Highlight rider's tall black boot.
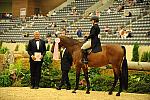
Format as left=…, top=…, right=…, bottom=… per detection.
left=81, top=49, right=88, bottom=64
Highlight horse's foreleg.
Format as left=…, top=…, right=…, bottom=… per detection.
left=84, top=71, right=90, bottom=94
left=83, top=65, right=90, bottom=94
left=72, top=67, right=81, bottom=93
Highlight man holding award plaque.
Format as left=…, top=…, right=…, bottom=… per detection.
left=27, top=31, right=46, bottom=89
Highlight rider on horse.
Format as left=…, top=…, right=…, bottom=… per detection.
left=81, top=16, right=102, bottom=64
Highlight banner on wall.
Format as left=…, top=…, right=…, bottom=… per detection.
left=20, top=8, right=26, bottom=17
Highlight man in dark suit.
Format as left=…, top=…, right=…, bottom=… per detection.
left=27, top=31, right=46, bottom=89
left=56, top=48, right=73, bottom=90
left=51, top=31, right=73, bottom=90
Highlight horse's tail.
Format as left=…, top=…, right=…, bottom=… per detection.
left=121, top=46, right=128, bottom=90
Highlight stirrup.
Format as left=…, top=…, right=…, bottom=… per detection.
left=81, top=59, right=88, bottom=64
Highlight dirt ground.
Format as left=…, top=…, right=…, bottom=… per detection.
left=0, top=87, right=150, bottom=100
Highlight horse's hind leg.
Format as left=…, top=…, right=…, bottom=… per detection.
left=116, top=72, right=122, bottom=96
left=108, top=66, right=120, bottom=95
left=72, top=66, right=81, bottom=93
left=82, top=65, right=90, bottom=94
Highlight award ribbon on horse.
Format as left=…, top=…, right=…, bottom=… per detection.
left=53, top=38, right=60, bottom=60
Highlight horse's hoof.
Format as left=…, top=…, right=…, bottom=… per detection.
left=86, top=91, right=90, bottom=94
left=72, top=90, right=76, bottom=93
left=116, top=93, right=120, bottom=96
left=108, top=92, right=113, bottom=95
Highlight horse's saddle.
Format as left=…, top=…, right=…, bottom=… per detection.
left=86, top=46, right=102, bottom=55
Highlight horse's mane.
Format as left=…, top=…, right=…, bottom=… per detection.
left=59, top=36, right=83, bottom=46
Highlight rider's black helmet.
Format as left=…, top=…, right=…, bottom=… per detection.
left=90, top=16, right=99, bottom=22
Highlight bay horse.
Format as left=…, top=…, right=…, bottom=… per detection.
left=52, top=36, right=128, bottom=96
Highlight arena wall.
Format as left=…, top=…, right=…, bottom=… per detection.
left=1, top=43, right=150, bottom=72
left=0, top=0, right=12, bottom=13
left=2, top=43, right=150, bottom=61
left=12, top=0, right=66, bottom=17
left=12, top=0, right=28, bottom=17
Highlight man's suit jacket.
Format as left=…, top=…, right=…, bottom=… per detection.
left=60, top=49, right=72, bottom=71
left=51, top=42, right=73, bottom=70
left=27, top=39, right=46, bottom=62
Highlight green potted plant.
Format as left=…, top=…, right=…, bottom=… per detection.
left=131, top=43, right=139, bottom=62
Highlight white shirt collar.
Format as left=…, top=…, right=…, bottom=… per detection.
left=36, top=41, right=40, bottom=50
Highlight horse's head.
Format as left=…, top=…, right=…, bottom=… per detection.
left=57, top=36, right=80, bottom=48
left=59, top=36, right=72, bottom=47
left=51, top=36, right=73, bottom=53
left=51, top=36, right=81, bottom=53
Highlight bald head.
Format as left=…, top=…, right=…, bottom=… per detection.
left=34, top=31, right=40, bottom=40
